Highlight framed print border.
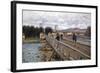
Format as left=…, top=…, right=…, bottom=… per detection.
left=11, top=1, right=98, bottom=72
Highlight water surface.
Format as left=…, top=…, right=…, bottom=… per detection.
left=22, top=43, right=42, bottom=63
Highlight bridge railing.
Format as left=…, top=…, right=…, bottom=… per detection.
left=45, top=35, right=90, bottom=60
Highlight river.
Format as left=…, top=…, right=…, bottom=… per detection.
left=22, top=43, right=42, bottom=63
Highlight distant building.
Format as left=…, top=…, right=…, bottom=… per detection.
left=52, top=32, right=57, bottom=38
left=48, top=32, right=53, bottom=37
left=58, top=28, right=86, bottom=36
left=40, top=32, right=45, bottom=40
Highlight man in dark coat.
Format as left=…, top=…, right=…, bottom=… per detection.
left=56, top=33, right=60, bottom=41
left=72, top=33, right=77, bottom=43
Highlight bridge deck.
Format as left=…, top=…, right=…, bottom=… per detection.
left=45, top=35, right=91, bottom=60
left=62, top=37, right=91, bottom=57
left=63, top=37, right=90, bottom=46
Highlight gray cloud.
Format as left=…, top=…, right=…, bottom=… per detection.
left=23, top=10, right=91, bottom=30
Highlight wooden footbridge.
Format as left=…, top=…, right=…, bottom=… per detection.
left=45, top=35, right=91, bottom=61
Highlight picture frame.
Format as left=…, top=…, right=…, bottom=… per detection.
left=11, top=1, right=98, bottom=72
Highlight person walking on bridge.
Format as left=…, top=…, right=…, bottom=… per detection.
left=56, top=33, right=60, bottom=41
left=72, top=33, right=77, bottom=43
left=60, top=34, right=63, bottom=40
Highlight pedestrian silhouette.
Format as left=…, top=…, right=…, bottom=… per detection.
left=72, top=33, right=77, bottom=43
left=56, top=33, right=60, bottom=41
left=60, top=34, right=63, bottom=40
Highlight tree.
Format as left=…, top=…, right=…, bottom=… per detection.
left=23, top=25, right=45, bottom=38
left=45, top=27, right=53, bottom=35
left=23, top=26, right=35, bottom=38
left=39, top=27, right=44, bottom=33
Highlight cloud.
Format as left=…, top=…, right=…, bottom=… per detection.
left=23, top=10, right=91, bottom=30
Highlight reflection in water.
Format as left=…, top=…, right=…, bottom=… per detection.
left=22, top=43, right=42, bottom=63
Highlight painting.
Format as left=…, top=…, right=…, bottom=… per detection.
left=11, top=1, right=98, bottom=72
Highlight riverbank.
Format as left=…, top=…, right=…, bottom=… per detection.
left=23, top=38, right=40, bottom=43
left=22, top=38, right=61, bottom=63
left=39, top=43, right=54, bottom=61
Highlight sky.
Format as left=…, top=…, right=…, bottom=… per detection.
left=23, top=10, right=91, bottom=30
